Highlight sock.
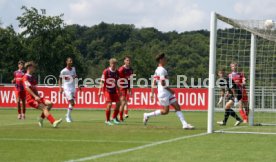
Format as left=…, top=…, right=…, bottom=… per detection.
left=112, top=110, right=119, bottom=119
left=124, top=110, right=128, bottom=115
left=17, top=102, right=21, bottom=114
left=40, top=113, right=45, bottom=119
left=245, top=108, right=249, bottom=116
left=176, top=111, right=188, bottom=126
left=67, top=104, right=73, bottom=117
left=106, top=110, right=111, bottom=121
left=223, top=109, right=230, bottom=124
left=239, top=109, right=248, bottom=121
left=119, top=111, right=124, bottom=121
left=18, top=108, right=21, bottom=114
left=22, top=107, right=26, bottom=114
left=145, top=110, right=161, bottom=118
left=47, top=114, right=55, bottom=124
left=229, top=109, right=242, bottom=121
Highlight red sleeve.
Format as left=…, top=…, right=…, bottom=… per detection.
left=22, top=76, right=27, bottom=88
left=13, top=71, right=16, bottom=79
left=101, top=69, right=108, bottom=81
left=118, top=67, right=124, bottom=78
left=241, top=72, right=245, bottom=79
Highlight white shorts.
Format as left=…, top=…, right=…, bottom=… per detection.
left=158, top=94, right=177, bottom=107
left=64, top=90, right=75, bottom=101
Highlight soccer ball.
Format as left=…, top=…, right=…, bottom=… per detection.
left=264, top=20, right=274, bottom=30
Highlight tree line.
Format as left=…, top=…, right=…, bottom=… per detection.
left=0, top=6, right=210, bottom=85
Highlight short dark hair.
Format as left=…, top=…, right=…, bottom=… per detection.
left=155, top=53, right=165, bottom=62
left=18, top=60, right=25, bottom=65
left=25, top=61, right=36, bottom=69
left=124, top=56, right=131, bottom=60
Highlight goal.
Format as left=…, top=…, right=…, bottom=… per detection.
left=208, top=12, right=276, bottom=134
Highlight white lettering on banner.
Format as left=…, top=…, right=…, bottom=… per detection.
left=177, top=92, right=205, bottom=106
left=134, top=92, right=140, bottom=105
left=0, top=91, right=16, bottom=103
left=85, top=92, right=92, bottom=104
left=0, top=87, right=208, bottom=110
left=92, top=92, right=98, bottom=104
left=50, top=91, right=68, bottom=104
left=198, top=93, right=205, bottom=106
left=178, top=93, right=184, bottom=105
left=76, top=91, right=105, bottom=105
left=190, top=93, right=196, bottom=106
left=51, top=91, right=57, bottom=103
left=128, top=92, right=157, bottom=106
left=0, top=91, right=9, bottom=103
left=141, top=93, right=148, bottom=105
left=100, top=94, right=105, bottom=104
left=78, top=91, right=84, bottom=104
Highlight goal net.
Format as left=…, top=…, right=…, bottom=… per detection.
left=208, top=12, right=276, bottom=134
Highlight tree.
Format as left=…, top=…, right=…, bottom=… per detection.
left=0, top=26, right=24, bottom=83
left=1, top=6, right=212, bottom=85
left=17, top=6, right=85, bottom=81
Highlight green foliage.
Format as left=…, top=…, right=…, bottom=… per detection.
left=64, top=23, right=209, bottom=84
left=15, top=6, right=85, bottom=80
left=0, top=6, right=210, bottom=85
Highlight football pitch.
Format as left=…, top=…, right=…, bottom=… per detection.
left=0, top=109, right=276, bottom=162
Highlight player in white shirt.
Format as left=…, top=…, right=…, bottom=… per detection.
left=143, top=53, right=194, bottom=129
left=59, top=57, right=78, bottom=123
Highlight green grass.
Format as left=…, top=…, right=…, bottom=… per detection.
left=0, top=109, right=276, bottom=162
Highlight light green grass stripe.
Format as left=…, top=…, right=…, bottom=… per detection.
left=65, top=132, right=208, bottom=162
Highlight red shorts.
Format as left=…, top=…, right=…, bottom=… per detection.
left=104, top=92, right=119, bottom=103
left=119, top=89, right=130, bottom=101
left=241, top=88, right=248, bottom=102
left=15, top=90, right=26, bottom=100
left=27, top=97, right=47, bottom=109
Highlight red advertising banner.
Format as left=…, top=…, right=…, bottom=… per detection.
left=0, top=86, right=208, bottom=110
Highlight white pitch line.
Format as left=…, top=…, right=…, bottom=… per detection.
left=0, top=138, right=151, bottom=144
left=64, top=132, right=208, bottom=162
left=215, top=131, right=276, bottom=135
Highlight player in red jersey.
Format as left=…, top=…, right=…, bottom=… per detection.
left=228, top=62, right=249, bottom=123
left=11, top=60, right=26, bottom=120
left=22, top=61, right=62, bottom=128
left=118, top=56, right=133, bottom=121
left=98, top=58, right=121, bottom=126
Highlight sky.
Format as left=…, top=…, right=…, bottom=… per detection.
left=0, top=0, right=275, bottom=32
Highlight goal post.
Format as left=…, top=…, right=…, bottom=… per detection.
left=249, top=33, right=256, bottom=126
left=207, top=11, right=217, bottom=133
left=208, top=12, right=276, bottom=134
